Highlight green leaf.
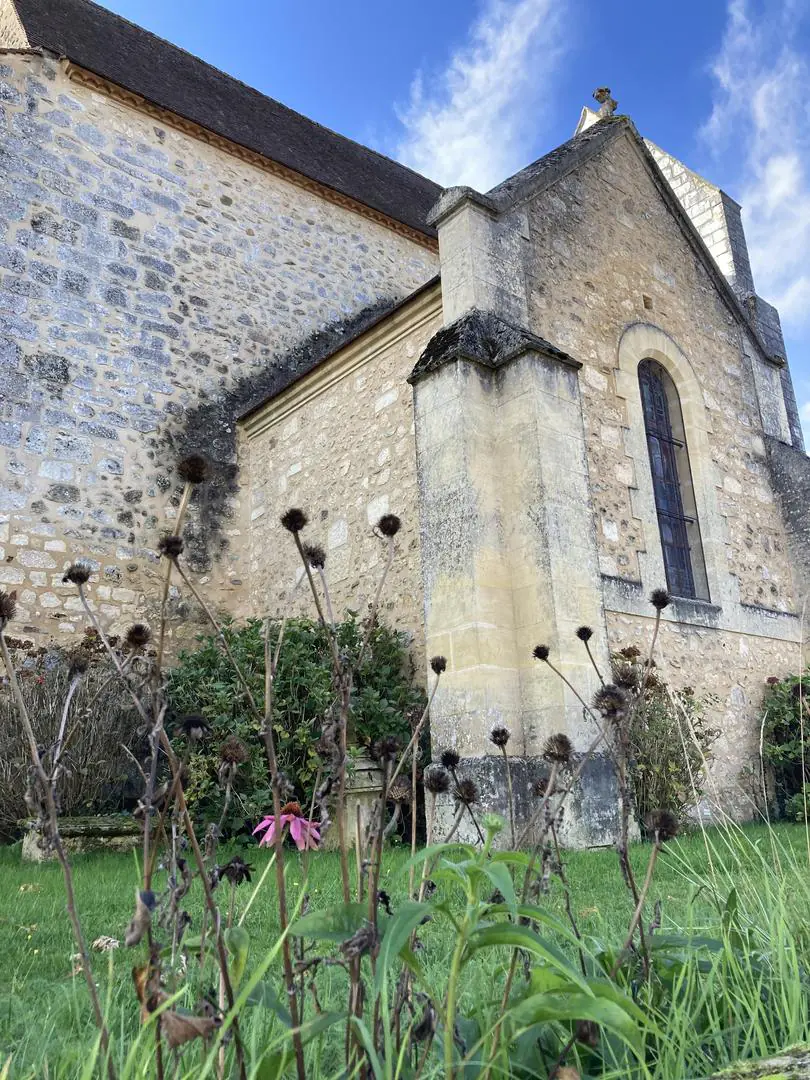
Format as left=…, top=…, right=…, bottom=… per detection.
left=255, top=1046, right=292, bottom=1080
left=392, top=842, right=473, bottom=883
left=246, top=981, right=292, bottom=1026
left=480, top=861, right=516, bottom=914
left=351, top=1018, right=384, bottom=1080
left=224, top=925, right=250, bottom=987
left=647, top=933, right=724, bottom=953
left=298, top=1011, right=345, bottom=1046
left=398, top=943, right=424, bottom=981
left=374, top=901, right=431, bottom=996
left=483, top=903, right=584, bottom=948
left=465, top=924, right=587, bottom=989
left=509, top=992, right=642, bottom=1052
left=289, top=902, right=368, bottom=942
left=528, top=967, right=571, bottom=995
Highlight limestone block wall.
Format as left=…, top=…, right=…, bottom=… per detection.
left=646, top=141, right=755, bottom=298
left=605, top=607, right=801, bottom=813
left=523, top=133, right=796, bottom=616
left=518, top=130, right=804, bottom=800
left=240, top=283, right=442, bottom=650
left=0, top=51, right=437, bottom=644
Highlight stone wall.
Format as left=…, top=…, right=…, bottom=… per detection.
left=417, top=122, right=805, bottom=835
left=240, top=283, right=442, bottom=654
left=0, top=51, right=437, bottom=645
left=518, top=131, right=805, bottom=800
left=606, top=607, right=801, bottom=811
left=523, top=132, right=797, bottom=617
left=646, top=141, right=755, bottom=298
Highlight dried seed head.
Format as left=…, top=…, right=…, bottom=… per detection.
left=575, top=625, right=594, bottom=642
left=543, top=732, right=573, bottom=765
left=280, top=507, right=308, bottom=534
left=575, top=1019, right=600, bottom=1048
left=389, top=776, right=412, bottom=804
left=125, top=623, right=152, bottom=649
left=647, top=809, right=679, bottom=842
left=371, top=735, right=402, bottom=763
left=489, top=726, right=510, bottom=749
left=440, top=748, right=460, bottom=771
left=650, top=588, right=671, bottom=611
left=533, top=644, right=550, bottom=661
left=177, top=454, right=211, bottom=484
left=454, top=778, right=479, bottom=806
left=424, top=764, right=450, bottom=795
left=0, top=590, right=17, bottom=627
left=340, top=923, right=378, bottom=960
left=612, top=661, right=638, bottom=691
left=67, top=652, right=90, bottom=679
left=62, top=562, right=92, bottom=586
left=376, top=513, right=402, bottom=538
left=303, top=544, right=326, bottom=569
left=532, top=776, right=551, bottom=798
left=220, top=856, right=254, bottom=886
left=430, top=655, right=447, bottom=675
left=179, top=713, right=209, bottom=741
left=158, top=535, right=184, bottom=559
left=593, top=683, right=629, bottom=722
left=219, top=735, right=249, bottom=765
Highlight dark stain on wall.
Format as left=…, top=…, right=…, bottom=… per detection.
left=154, top=296, right=400, bottom=568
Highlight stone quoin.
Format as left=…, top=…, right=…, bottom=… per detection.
left=2, top=0, right=809, bottom=843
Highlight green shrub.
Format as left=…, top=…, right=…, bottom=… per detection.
left=785, top=783, right=810, bottom=822
left=762, top=673, right=810, bottom=813
left=612, top=646, right=720, bottom=830
left=167, top=613, right=426, bottom=834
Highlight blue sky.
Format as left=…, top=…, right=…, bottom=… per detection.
left=105, top=0, right=810, bottom=440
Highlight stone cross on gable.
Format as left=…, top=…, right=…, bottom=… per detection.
left=593, top=86, right=618, bottom=118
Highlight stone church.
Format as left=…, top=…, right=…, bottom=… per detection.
left=2, top=0, right=809, bottom=839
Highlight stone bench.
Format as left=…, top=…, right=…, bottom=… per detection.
left=20, top=814, right=141, bottom=862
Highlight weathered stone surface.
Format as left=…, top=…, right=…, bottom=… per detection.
left=711, top=1047, right=810, bottom=1078
left=242, top=282, right=441, bottom=652
left=20, top=814, right=141, bottom=862
left=0, top=51, right=436, bottom=643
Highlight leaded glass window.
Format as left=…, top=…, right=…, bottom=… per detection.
left=638, top=359, right=709, bottom=601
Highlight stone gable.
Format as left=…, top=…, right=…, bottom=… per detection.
left=521, top=130, right=795, bottom=615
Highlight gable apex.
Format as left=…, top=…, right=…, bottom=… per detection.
left=428, top=115, right=783, bottom=373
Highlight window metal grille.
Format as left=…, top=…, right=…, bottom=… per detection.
left=638, top=359, right=698, bottom=599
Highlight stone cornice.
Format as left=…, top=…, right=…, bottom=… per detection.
left=408, top=308, right=580, bottom=385
left=60, top=59, right=439, bottom=253
left=240, top=281, right=442, bottom=440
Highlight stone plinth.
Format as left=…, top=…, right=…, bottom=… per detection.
left=21, top=814, right=141, bottom=862
left=321, top=756, right=384, bottom=850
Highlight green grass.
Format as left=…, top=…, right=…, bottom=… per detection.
left=1, top=823, right=809, bottom=1077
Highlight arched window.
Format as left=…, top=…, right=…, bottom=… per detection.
left=638, top=359, right=709, bottom=600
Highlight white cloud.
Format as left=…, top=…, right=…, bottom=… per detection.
left=394, top=0, right=565, bottom=191
left=702, top=1, right=810, bottom=324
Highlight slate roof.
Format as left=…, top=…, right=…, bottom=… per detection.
left=8, top=0, right=442, bottom=237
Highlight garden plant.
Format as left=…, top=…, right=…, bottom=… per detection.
left=1, top=452, right=809, bottom=1080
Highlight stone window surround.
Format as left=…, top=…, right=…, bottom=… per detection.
left=606, top=321, right=800, bottom=643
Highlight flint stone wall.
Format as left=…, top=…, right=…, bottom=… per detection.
left=0, top=51, right=437, bottom=644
